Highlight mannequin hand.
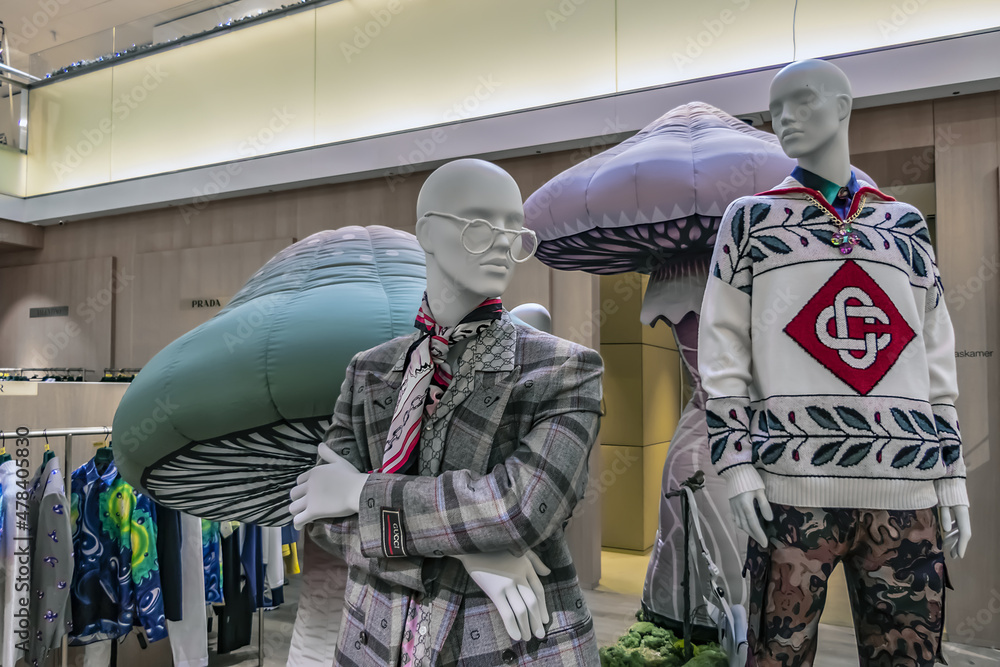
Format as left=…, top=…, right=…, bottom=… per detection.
left=729, top=489, right=772, bottom=548
left=940, top=505, right=971, bottom=559
left=454, top=551, right=551, bottom=642
left=289, top=442, right=369, bottom=529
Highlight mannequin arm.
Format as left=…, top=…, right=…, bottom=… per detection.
left=453, top=551, right=551, bottom=641
left=356, top=348, right=603, bottom=560
left=295, top=352, right=427, bottom=594
left=699, top=201, right=762, bottom=499
left=919, top=234, right=970, bottom=508
left=728, top=484, right=772, bottom=548
left=940, top=504, right=971, bottom=559
left=290, top=442, right=369, bottom=526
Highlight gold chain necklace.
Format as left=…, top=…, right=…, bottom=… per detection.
left=803, top=193, right=868, bottom=255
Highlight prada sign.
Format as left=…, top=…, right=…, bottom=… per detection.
left=182, top=298, right=229, bottom=309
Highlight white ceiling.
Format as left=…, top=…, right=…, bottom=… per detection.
left=2, top=0, right=232, bottom=70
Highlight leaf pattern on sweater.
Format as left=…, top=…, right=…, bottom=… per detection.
left=706, top=397, right=962, bottom=473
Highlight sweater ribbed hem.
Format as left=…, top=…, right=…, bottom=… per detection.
left=760, top=471, right=939, bottom=510
left=720, top=464, right=765, bottom=499
left=934, top=477, right=969, bottom=507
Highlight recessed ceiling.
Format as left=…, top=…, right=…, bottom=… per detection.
left=2, top=0, right=235, bottom=72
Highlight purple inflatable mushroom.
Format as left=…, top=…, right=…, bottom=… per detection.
left=524, top=102, right=873, bottom=636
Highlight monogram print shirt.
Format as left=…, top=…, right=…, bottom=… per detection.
left=699, top=176, right=968, bottom=511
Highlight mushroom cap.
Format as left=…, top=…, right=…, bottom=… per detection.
left=524, top=102, right=797, bottom=274
left=113, top=225, right=426, bottom=525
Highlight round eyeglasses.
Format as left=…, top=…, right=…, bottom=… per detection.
left=422, top=211, right=538, bottom=263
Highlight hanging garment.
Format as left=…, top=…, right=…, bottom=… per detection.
left=68, top=458, right=167, bottom=645
left=261, top=526, right=284, bottom=609
left=239, top=524, right=264, bottom=611
left=27, top=455, right=74, bottom=666
left=167, top=514, right=208, bottom=667
left=0, top=460, right=29, bottom=667
left=201, top=520, right=223, bottom=605
left=215, top=530, right=252, bottom=654
left=281, top=526, right=300, bottom=576
left=286, top=532, right=346, bottom=667
left=82, top=639, right=112, bottom=667
left=156, top=506, right=184, bottom=622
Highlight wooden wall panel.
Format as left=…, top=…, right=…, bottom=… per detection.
left=933, top=92, right=1000, bottom=649
left=130, top=238, right=294, bottom=366
left=849, top=100, right=936, bottom=154
left=0, top=256, right=115, bottom=372
left=551, top=269, right=603, bottom=588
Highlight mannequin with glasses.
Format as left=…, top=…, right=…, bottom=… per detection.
left=290, top=158, right=604, bottom=666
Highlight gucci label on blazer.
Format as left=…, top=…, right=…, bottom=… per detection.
left=381, top=508, right=408, bottom=558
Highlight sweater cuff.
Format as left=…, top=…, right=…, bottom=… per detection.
left=935, top=477, right=969, bottom=508
left=719, top=465, right=765, bottom=500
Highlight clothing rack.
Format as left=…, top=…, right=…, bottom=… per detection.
left=0, top=427, right=268, bottom=666
left=0, top=427, right=109, bottom=667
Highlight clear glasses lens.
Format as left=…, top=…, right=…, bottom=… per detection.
left=509, top=231, right=537, bottom=262
left=461, top=218, right=538, bottom=262
left=462, top=219, right=495, bottom=254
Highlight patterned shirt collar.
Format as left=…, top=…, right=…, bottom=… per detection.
left=83, top=457, right=119, bottom=487
left=790, top=167, right=859, bottom=207
left=392, top=310, right=518, bottom=373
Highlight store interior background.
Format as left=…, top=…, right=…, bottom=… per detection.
left=1, top=0, right=999, bottom=663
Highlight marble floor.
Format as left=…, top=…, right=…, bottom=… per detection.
left=211, top=550, right=1000, bottom=666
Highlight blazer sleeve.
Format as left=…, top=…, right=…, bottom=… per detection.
left=356, top=347, right=603, bottom=559
left=307, top=351, right=429, bottom=594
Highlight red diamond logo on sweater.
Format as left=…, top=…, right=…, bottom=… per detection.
left=784, top=260, right=915, bottom=395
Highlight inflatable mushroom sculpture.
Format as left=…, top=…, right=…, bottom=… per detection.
left=112, top=225, right=427, bottom=526
left=524, top=102, right=873, bottom=634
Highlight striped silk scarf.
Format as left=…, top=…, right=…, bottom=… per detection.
left=376, top=293, right=503, bottom=474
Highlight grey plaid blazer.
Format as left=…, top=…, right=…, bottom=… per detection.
left=309, top=311, right=604, bottom=666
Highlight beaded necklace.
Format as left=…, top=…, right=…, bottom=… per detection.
left=803, top=193, right=868, bottom=255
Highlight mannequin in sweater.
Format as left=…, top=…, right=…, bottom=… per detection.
left=700, top=59, right=970, bottom=665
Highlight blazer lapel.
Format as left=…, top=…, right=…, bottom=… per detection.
left=361, top=371, right=403, bottom=470
left=440, top=368, right=518, bottom=476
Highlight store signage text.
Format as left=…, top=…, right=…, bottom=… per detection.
left=29, top=306, right=69, bottom=318
left=183, top=298, right=228, bottom=309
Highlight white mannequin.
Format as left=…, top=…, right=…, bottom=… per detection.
left=290, top=159, right=550, bottom=642
left=729, top=59, right=971, bottom=560
left=510, top=303, right=552, bottom=333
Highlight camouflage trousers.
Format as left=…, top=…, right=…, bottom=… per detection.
left=744, top=504, right=949, bottom=667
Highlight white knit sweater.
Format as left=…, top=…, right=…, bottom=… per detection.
left=699, top=176, right=969, bottom=510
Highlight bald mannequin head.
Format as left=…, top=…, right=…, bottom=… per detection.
left=415, top=159, right=525, bottom=327
left=417, top=159, right=523, bottom=222
left=769, top=59, right=853, bottom=184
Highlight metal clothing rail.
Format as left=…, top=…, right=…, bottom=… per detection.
left=0, top=427, right=110, bottom=667
left=0, top=427, right=111, bottom=488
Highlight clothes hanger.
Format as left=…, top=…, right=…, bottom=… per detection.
left=42, top=428, right=55, bottom=464
left=0, top=431, right=10, bottom=464
left=94, top=427, right=114, bottom=474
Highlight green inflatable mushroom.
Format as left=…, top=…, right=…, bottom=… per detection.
left=113, top=225, right=427, bottom=526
